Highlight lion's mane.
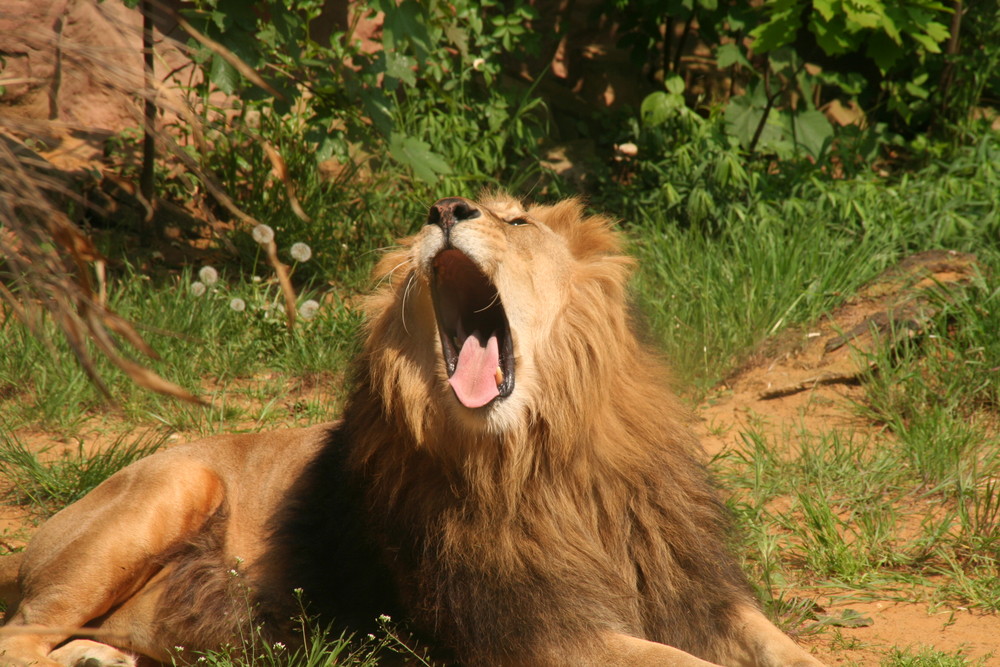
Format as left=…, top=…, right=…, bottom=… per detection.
left=279, top=196, right=754, bottom=665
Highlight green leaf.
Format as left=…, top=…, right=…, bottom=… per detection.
left=922, top=19, right=951, bottom=44
left=385, top=52, right=417, bottom=87
left=749, top=0, right=803, bottom=53
left=209, top=54, right=240, bottom=94
left=811, top=16, right=858, bottom=55
left=716, top=43, right=751, bottom=69
left=791, top=109, right=834, bottom=158
left=383, top=0, right=431, bottom=57
left=724, top=95, right=763, bottom=150
left=388, top=133, right=452, bottom=183
left=363, top=91, right=395, bottom=137
left=812, top=0, right=837, bottom=21
left=641, top=91, right=685, bottom=127
left=866, top=31, right=903, bottom=72
left=445, top=24, right=469, bottom=57
left=909, top=30, right=944, bottom=53
left=664, top=74, right=686, bottom=95
left=843, top=0, right=883, bottom=31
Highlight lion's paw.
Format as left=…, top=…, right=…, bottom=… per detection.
left=48, top=640, right=137, bottom=667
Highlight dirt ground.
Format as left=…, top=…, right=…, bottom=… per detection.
left=695, top=251, right=999, bottom=665
left=697, top=375, right=1000, bottom=666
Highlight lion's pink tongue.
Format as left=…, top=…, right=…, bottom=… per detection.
left=449, top=331, right=500, bottom=408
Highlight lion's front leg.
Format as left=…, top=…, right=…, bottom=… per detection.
left=713, top=604, right=825, bottom=667
left=593, top=632, right=724, bottom=667
left=512, top=631, right=723, bottom=667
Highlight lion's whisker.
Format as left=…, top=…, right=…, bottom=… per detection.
left=473, top=291, right=501, bottom=314
left=376, top=258, right=412, bottom=290
left=400, top=272, right=416, bottom=335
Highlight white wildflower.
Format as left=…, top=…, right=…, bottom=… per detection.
left=230, top=298, right=246, bottom=312
left=378, top=614, right=392, bottom=623
left=252, top=275, right=262, bottom=283
left=298, top=299, right=320, bottom=321
left=472, top=57, right=486, bottom=71
left=190, top=281, right=206, bottom=297
left=272, top=642, right=286, bottom=651
left=198, top=266, right=219, bottom=285
left=290, top=242, right=312, bottom=262
left=252, top=224, right=275, bottom=245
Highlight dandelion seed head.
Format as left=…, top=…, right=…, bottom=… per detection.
left=252, top=224, right=275, bottom=245
left=229, top=298, right=246, bottom=312
left=299, top=299, right=320, bottom=321
left=290, top=242, right=312, bottom=262
left=190, top=281, right=206, bottom=297
left=198, top=266, right=219, bottom=285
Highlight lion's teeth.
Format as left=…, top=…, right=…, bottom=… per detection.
left=495, top=366, right=504, bottom=387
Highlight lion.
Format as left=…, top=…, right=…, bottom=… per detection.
left=0, top=195, right=824, bottom=667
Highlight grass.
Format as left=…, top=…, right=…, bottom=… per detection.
left=630, top=133, right=1000, bottom=390
left=0, top=429, right=167, bottom=517
left=707, top=263, right=1000, bottom=631
left=0, top=262, right=361, bottom=431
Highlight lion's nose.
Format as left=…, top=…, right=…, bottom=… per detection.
left=427, top=198, right=481, bottom=234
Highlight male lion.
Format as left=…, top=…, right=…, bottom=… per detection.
left=0, top=195, right=823, bottom=667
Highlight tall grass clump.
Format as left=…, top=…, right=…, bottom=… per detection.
left=0, top=430, right=167, bottom=517
left=625, top=123, right=1000, bottom=389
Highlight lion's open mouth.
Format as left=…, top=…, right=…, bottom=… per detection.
left=431, top=249, right=514, bottom=409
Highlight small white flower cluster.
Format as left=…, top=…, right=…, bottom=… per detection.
left=190, top=265, right=219, bottom=297
left=188, top=227, right=322, bottom=322
left=252, top=223, right=312, bottom=266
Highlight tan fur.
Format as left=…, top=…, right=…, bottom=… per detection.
left=0, top=195, right=823, bottom=667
